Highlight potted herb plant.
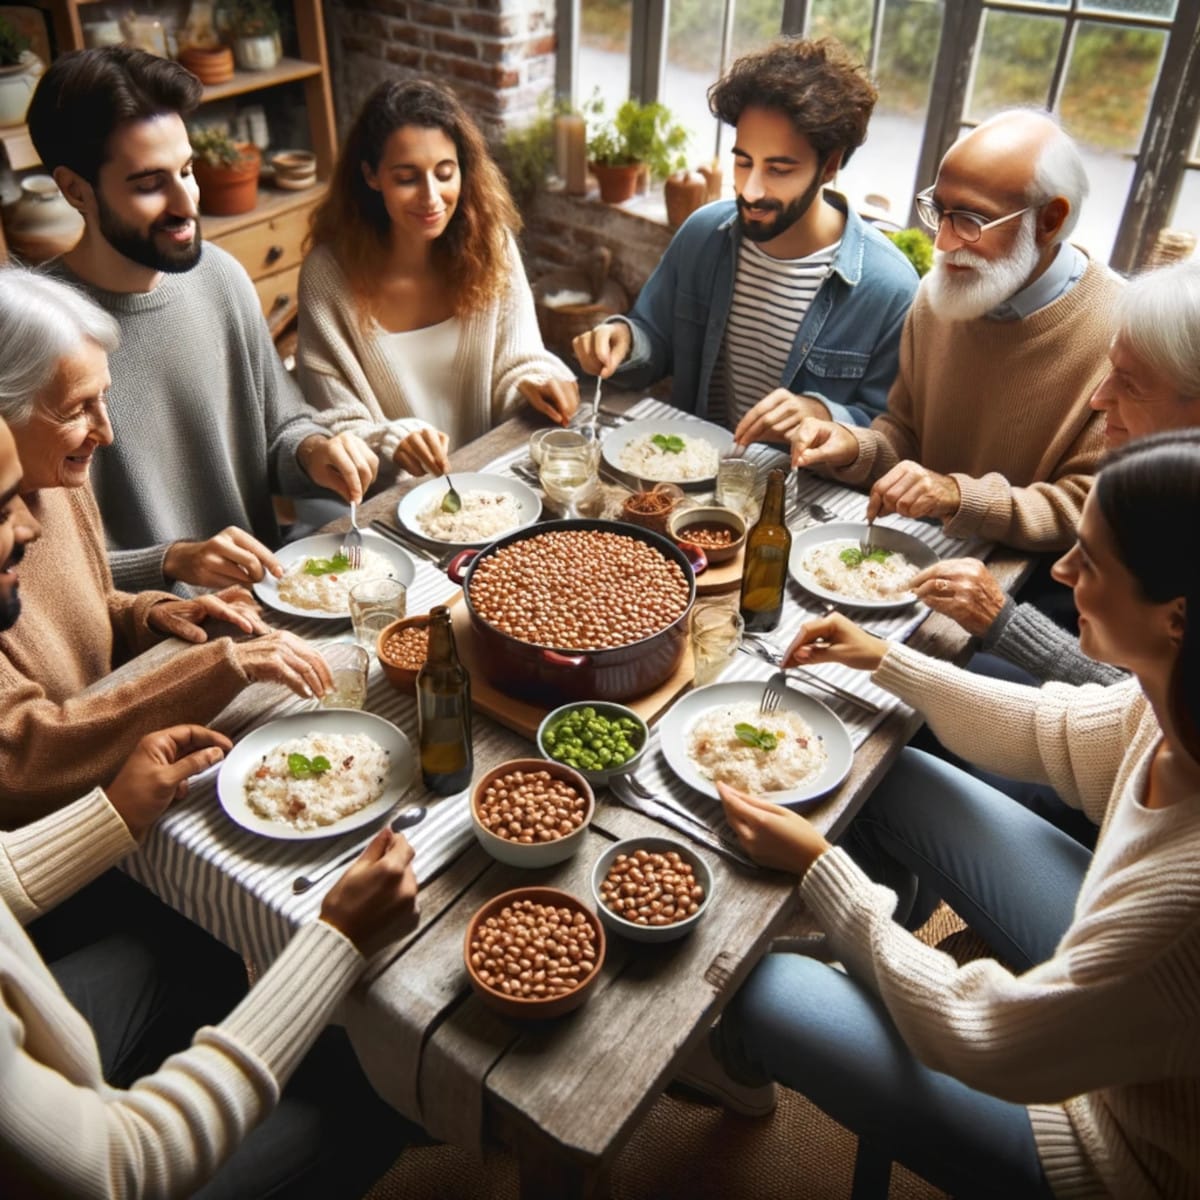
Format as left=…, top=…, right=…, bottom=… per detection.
left=191, top=126, right=261, bottom=216
left=584, top=92, right=688, bottom=205
left=0, top=16, right=38, bottom=128
left=224, top=0, right=282, bottom=71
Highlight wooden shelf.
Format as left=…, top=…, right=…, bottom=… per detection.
left=201, top=57, right=323, bottom=104
left=201, top=179, right=327, bottom=240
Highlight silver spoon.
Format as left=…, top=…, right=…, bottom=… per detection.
left=441, top=476, right=462, bottom=513
left=807, top=500, right=838, bottom=524
left=292, top=805, right=427, bottom=895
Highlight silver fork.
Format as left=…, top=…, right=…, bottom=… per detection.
left=859, top=515, right=876, bottom=558
left=739, top=636, right=882, bottom=714
left=341, top=501, right=363, bottom=569
left=759, top=671, right=787, bottom=715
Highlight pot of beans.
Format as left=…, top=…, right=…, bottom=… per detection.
left=447, top=519, right=705, bottom=703
left=590, top=837, right=714, bottom=943
left=667, top=504, right=746, bottom=566
left=463, top=886, right=606, bottom=1018
left=471, top=758, right=595, bottom=867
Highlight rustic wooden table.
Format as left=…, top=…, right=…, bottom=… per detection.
left=103, top=399, right=1033, bottom=1199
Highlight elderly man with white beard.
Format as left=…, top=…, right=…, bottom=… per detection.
left=789, top=109, right=1121, bottom=552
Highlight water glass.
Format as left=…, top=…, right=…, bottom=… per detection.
left=690, top=604, right=744, bottom=687
left=321, top=642, right=369, bottom=710
left=537, top=427, right=599, bottom=517
left=349, top=578, right=406, bottom=650
left=715, top=456, right=758, bottom=518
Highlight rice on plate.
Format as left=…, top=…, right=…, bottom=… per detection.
left=276, top=547, right=399, bottom=613
left=244, top=732, right=390, bottom=831
left=619, top=432, right=720, bottom=483
left=686, top=700, right=828, bottom=793
left=798, top=539, right=920, bottom=603
left=415, top=490, right=521, bottom=543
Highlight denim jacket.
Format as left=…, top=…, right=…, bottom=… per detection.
left=611, top=195, right=918, bottom=427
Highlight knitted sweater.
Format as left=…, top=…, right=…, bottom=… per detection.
left=983, top=598, right=1127, bottom=687
left=45, top=247, right=331, bottom=593
left=803, top=643, right=1200, bottom=1198
left=830, top=259, right=1121, bottom=550
left=0, top=787, right=364, bottom=1198
left=295, top=238, right=575, bottom=469
left=0, top=487, right=248, bottom=825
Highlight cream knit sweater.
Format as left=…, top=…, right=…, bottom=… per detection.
left=296, top=238, right=574, bottom=467
left=803, top=643, right=1200, bottom=1198
left=0, top=789, right=364, bottom=1198
left=830, top=259, right=1122, bottom=550
left=0, top=487, right=249, bottom=825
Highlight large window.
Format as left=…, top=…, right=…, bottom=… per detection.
left=557, top=0, right=1200, bottom=269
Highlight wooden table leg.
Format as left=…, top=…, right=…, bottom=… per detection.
left=512, top=1125, right=610, bottom=1200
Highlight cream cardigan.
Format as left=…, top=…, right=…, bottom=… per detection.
left=296, top=238, right=575, bottom=466
left=0, top=789, right=364, bottom=1198
left=804, top=643, right=1200, bottom=1198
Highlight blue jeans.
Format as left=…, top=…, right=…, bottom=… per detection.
left=717, top=749, right=1091, bottom=1198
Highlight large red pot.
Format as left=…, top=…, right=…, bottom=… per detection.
left=448, top=519, right=704, bottom=703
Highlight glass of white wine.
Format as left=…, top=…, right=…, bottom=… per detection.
left=537, top=427, right=599, bottom=517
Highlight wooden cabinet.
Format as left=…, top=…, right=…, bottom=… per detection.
left=29, top=0, right=336, bottom=318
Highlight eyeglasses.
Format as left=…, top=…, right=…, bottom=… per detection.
left=914, top=186, right=1037, bottom=244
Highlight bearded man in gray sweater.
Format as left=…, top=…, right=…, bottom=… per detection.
left=27, top=47, right=378, bottom=593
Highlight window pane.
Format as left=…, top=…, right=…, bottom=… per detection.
left=1060, top=22, right=1165, bottom=154
left=661, top=0, right=726, bottom=169
left=1072, top=153, right=1135, bottom=262
left=1171, top=170, right=1199, bottom=253
left=808, top=0, right=873, bottom=62
left=579, top=0, right=632, bottom=113
left=732, top=0, right=789, bottom=60
left=1078, top=0, right=1176, bottom=18
left=967, top=9, right=1062, bottom=122
left=839, top=0, right=945, bottom=224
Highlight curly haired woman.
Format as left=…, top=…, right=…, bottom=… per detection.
left=297, top=80, right=578, bottom=478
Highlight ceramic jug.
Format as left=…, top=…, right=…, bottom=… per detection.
left=4, top=175, right=85, bottom=264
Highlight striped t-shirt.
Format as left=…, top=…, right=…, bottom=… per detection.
left=711, top=237, right=839, bottom=428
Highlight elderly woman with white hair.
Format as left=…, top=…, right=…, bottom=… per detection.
left=909, top=258, right=1200, bottom=688
left=0, top=266, right=332, bottom=824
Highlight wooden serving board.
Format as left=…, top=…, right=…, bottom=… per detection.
left=695, top=542, right=745, bottom=595
left=450, top=600, right=695, bottom=742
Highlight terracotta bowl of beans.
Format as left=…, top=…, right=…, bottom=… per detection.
left=536, top=700, right=650, bottom=786
left=668, top=505, right=746, bottom=566
left=463, top=886, right=606, bottom=1018
left=590, top=837, right=714, bottom=943
left=376, top=615, right=431, bottom=692
left=471, top=758, right=596, bottom=868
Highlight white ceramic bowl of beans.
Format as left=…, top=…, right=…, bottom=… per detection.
left=471, top=758, right=595, bottom=868
left=590, top=837, right=714, bottom=943
left=536, top=701, right=650, bottom=786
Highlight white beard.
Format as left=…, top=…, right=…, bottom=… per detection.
left=922, top=211, right=1042, bottom=321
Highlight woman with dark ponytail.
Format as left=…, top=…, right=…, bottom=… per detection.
left=680, top=432, right=1200, bottom=1199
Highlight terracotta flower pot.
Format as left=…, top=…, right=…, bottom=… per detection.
left=193, top=145, right=261, bottom=216
left=591, top=161, right=641, bottom=204
left=664, top=170, right=708, bottom=230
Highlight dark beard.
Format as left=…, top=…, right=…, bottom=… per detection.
left=96, top=193, right=202, bottom=274
left=736, top=166, right=826, bottom=245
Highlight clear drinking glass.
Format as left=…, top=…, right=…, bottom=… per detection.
left=690, top=604, right=744, bottom=687
left=348, top=578, right=406, bottom=650
left=715, top=456, right=758, bottom=518
left=321, top=642, right=369, bottom=710
left=537, top=427, right=599, bottom=517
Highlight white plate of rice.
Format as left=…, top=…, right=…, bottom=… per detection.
left=601, top=418, right=734, bottom=488
left=788, top=521, right=938, bottom=611
left=217, top=709, right=415, bottom=840
left=254, top=532, right=415, bottom=620
left=658, top=681, right=853, bottom=809
left=396, top=472, right=541, bottom=549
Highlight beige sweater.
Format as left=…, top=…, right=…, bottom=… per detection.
left=831, top=259, right=1121, bottom=550
left=0, top=788, right=364, bottom=1198
left=0, top=487, right=248, bottom=825
left=803, top=643, right=1200, bottom=1198
left=296, top=238, right=574, bottom=466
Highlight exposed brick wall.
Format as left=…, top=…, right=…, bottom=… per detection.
left=325, top=0, right=558, bottom=140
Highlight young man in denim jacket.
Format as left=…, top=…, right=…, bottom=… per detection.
left=573, top=38, right=918, bottom=439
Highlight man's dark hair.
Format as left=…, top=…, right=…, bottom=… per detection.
left=708, top=37, right=878, bottom=168
left=27, top=46, right=202, bottom=184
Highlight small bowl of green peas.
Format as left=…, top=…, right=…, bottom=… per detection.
left=536, top=701, right=650, bottom=786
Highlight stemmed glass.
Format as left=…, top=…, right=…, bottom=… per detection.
left=537, top=427, right=600, bottom=517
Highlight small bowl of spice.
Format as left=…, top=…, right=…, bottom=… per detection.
left=471, top=758, right=595, bottom=867
left=463, top=886, right=606, bottom=1018
left=376, top=615, right=430, bottom=692
left=668, top=504, right=746, bottom=565
left=591, top=837, right=713, bottom=943
left=621, top=482, right=685, bottom=536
